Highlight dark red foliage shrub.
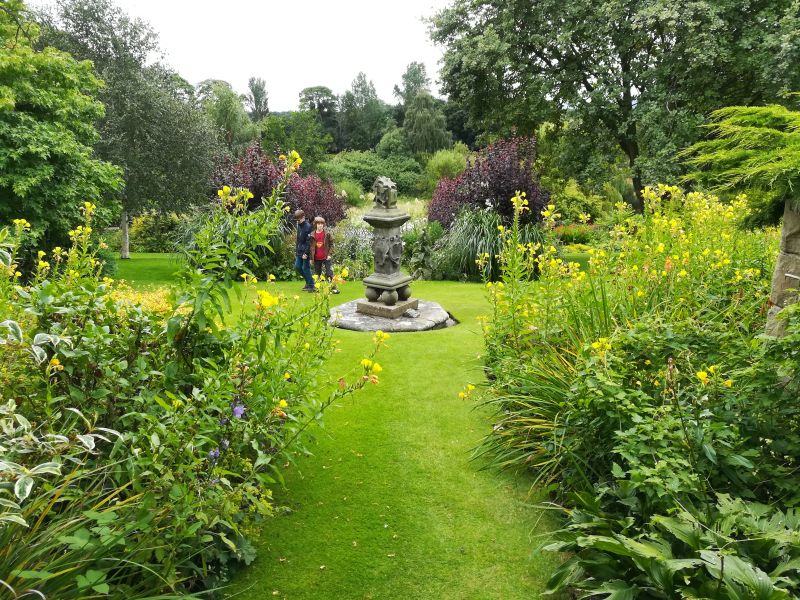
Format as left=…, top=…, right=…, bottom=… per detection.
left=213, top=143, right=345, bottom=225
left=286, top=175, right=345, bottom=225
left=428, top=137, right=550, bottom=228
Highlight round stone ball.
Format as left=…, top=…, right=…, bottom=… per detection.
left=365, top=287, right=380, bottom=302
left=380, top=290, right=399, bottom=306
left=397, top=285, right=411, bottom=301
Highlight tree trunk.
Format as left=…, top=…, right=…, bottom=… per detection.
left=120, top=211, right=130, bottom=260
left=765, top=200, right=800, bottom=336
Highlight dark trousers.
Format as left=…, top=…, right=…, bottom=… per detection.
left=313, top=259, right=334, bottom=284
left=294, top=255, right=314, bottom=288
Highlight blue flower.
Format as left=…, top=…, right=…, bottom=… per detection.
left=232, top=403, right=246, bottom=419
left=208, top=448, right=220, bottom=461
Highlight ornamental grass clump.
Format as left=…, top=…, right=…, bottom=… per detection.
left=0, top=153, right=384, bottom=597
left=479, top=186, right=800, bottom=596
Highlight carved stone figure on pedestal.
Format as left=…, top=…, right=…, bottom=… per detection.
left=356, top=177, right=419, bottom=317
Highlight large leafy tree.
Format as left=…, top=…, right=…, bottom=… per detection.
left=393, top=61, right=431, bottom=107
left=199, top=80, right=257, bottom=155
left=403, top=91, right=451, bottom=155
left=0, top=0, right=121, bottom=248
left=337, top=72, right=389, bottom=150
left=684, top=103, right=800, bottom=335
left=38, top=0, right=222, bottom=257
left=393, top=61, right=431, bottom=124
left=259, top=111, right=331, bottom=172
left=299, top=85, right=338, bottom=150
left=431, top=0, right=800, bottom=206
left=245, top=76, right=269, bottom=122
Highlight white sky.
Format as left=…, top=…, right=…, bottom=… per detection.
left=65, top=0, right=453, bottom=111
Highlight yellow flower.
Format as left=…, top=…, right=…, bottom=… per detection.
left=278, top=399, right=289, bottom=408
left=696, top=371, right=709, bottom=385
left=458, top=391, right=466, bottom=399
left=360, top=358, right=373, bottom=370
left=279, top=154, right=287, bottom=161
left=268, top=274, right=276, bottom=281
left=38, top=260, right=50, bottom=270
left=283, top=372, right=291, bottom=380
left=467, top=384, right=475, bottom=392
left=256, top=290, right=278, bottom=308
left=723, top=379, right=733, bottom=388
left=371, top=362, right=383, bottom=374
left=37, top=250, right=46, bottom=259
left=13, top=218, right=31, bottom=231
left=340, top=267, right=349, bottom=279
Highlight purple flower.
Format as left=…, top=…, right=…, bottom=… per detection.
left=219, top=417, right=229, bottom=426
left=232, top=403, right=246, bottom=419
left=208, top=448, right=220, bottom=461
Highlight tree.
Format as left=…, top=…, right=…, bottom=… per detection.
left=200, top=80, right=257, bottom=154
left=0, top=0, right=121, bottom=249
left=393, top=61, right=431, bottom=123
left=245, top=76, right=269, bottom=121
left=337, top=72, right=390, bottom=150
left=39, top=0, right=223, bottom=258
left=403, top=91, right=451, bottom=154
left=259, top=111, right=332, bottom=172
left=299, top=85, right=338, bottom=149
left=684, top=103, right=800, bottom=336
left=431, top=0, right=800, bottom=207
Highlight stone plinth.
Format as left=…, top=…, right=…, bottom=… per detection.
left=357, top=176, right=414, bottom=315
left=356, top=298, right=419, bottom=318
left=331, top=300, right=456, bottom=332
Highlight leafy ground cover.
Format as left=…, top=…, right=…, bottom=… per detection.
left=121, top=255, right=561, bottom=599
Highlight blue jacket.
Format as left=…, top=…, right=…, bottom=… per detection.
left=296, top=220, right=313, bottom=258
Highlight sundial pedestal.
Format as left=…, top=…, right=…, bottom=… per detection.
left=356, top=176, right=419, bottom=319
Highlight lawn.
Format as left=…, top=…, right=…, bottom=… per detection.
left=118, top=254, right=560, bottom=600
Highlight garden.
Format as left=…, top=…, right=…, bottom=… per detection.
left=2, top=0, right=800, bottom=597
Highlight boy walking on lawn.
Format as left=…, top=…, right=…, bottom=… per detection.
left=294, top=209, right=315, bottom=292
left=309, top=216, right=340, bottom=294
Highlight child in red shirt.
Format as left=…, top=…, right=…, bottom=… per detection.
left=308, top=216, right=340, bottom=294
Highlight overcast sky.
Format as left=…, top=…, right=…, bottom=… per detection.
left=43, top=0, right=453, bottom=111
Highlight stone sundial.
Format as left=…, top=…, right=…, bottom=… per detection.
left=356, top=176, right=419, bottom=318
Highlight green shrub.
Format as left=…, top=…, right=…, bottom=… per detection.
left=333, top=178, right=365, bottom=207
left=548, top=178, right=610, bottom=223
left=552, top=223, right=597, bottom=244
left=433, top=208, right=543, bottom=282
left=318, top=151, right=422, bottom=196
left=423, top=149, right=467, bottom=194
left=375, top=127, right=411, bottom=158
left=402, top=219, right=444, bottom=279
left=0, top=176, right=385, bottom=596
left=129, top=210, right=182, bottom=252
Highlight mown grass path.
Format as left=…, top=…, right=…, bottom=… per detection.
left=118, top=257, right=558, bottom=599
left=227, top=281, right=559, bottom=599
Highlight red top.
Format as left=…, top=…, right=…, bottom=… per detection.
left=313, top=231, right=326, bottom=260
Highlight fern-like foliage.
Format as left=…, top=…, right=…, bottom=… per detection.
left=683, top=101, right=800, bottom=219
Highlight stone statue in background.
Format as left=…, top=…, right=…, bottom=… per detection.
left=357, top=177, right=418, bottom=317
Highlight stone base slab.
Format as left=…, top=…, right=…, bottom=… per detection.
left=356, top=298, right=418, bottom=318
left=331, top=299, right=455, bottom=332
